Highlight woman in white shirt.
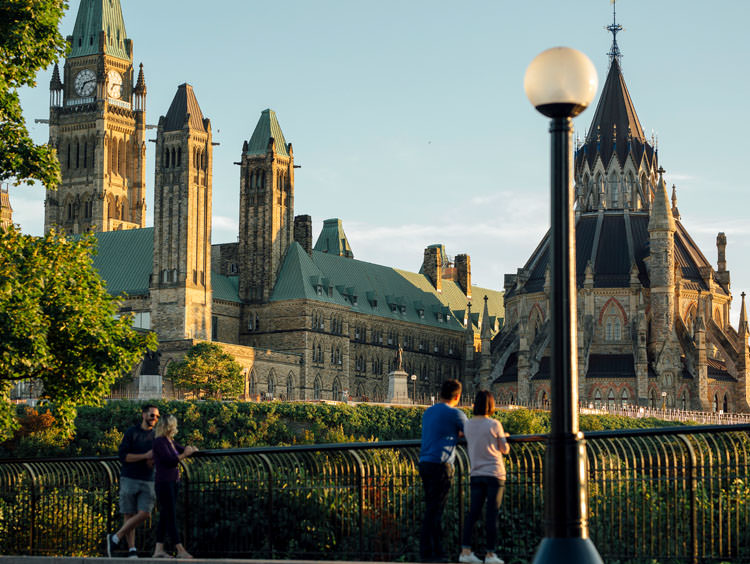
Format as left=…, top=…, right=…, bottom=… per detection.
left=458, top=390, right=510, bottom=564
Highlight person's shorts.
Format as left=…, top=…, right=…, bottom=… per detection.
left=119, top=476, right=156, bottom=514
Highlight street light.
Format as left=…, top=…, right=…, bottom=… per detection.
left=661, top=391, right=667, bottom=410
left=524, top=47, right=602, bottom=564
left=411, top=374, right=417, bottom=404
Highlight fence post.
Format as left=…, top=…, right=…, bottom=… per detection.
left=677, top=434, right=698, bottom=563
left=258, top=454, right=274, bottom=557
left=179, top=458, right=192, bottom=548
left=350, top=450, right=366, bottom=558
left=21, top=463, right=37, bottom=554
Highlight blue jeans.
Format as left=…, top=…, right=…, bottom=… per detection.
left=419, top=461, right=454, bottom=560
left=461, top=476, right=505, bottom=553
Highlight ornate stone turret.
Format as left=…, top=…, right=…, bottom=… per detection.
left=716, top=232, right=730, bottom=288
left=238, top=109, right=294, bottom=304
left=479, top=295, right=492, bottom=387
left=49, top=63, right=63, bottom=107
left=648, top=168, right=676, bottom=347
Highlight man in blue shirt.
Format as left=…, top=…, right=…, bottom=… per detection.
left=419, top=379, right=467, bottom=562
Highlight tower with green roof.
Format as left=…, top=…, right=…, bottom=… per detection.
left=150, top=84, right=213, bottom=341
left=238, top=109, right=295, bottom=305
left=45, top=0, right=147, bottom=235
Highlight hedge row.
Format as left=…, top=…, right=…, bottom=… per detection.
left=0, top=400, right=681, bottom=459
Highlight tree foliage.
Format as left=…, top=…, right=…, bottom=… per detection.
left=0, top=225, right=158, bottom=440
left=0, top=0, right=68, bottom=189
left=167, top=342, right=244, bottom=400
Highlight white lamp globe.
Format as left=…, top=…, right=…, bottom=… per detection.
left=524, top=47, right=598, bottom=118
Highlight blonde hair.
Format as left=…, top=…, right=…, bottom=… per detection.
left=155, top=415, right=178, bottom=439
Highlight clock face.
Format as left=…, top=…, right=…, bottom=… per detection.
left=106, top=70, right=123, bottom=99
left=74, top=69, right=96, bottom=97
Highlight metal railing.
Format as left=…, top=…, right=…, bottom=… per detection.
left=1, top=425, right=749, bottom=562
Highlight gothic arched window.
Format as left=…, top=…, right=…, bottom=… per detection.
left=594, top=389, right=602, bottom=409
left=313, top=375, right=322, bottom=400
left=607, top=389, right=616, bottom=410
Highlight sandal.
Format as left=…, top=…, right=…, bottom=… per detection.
left=152, top=552, right=174, bottom=559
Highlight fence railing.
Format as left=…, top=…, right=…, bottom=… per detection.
left=1, top=424, right=749, bottom=562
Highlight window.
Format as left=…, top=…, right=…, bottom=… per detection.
left=211, top=316, right=218, bottom=340
left=620, top=388, right=629, bottom=408
left=605, top=315, right=622, bottom=341
left=607, top=389, right=615, bottom=410
left=286, top=374, right=294, bottom=401
left=313, top=376, right=322, bottom=400
left=594, top=389, right=602, bottom=409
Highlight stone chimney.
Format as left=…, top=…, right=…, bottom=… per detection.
left=294, top=215, right=312, bottom=255
left=456, top=254, right=471, bottom=298
left=422, top=245, right=442, bottom=292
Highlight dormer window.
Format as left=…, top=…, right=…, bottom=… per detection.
left=418, top=309, right=425, bottom=319
left=352, top=296, right=358, bottom=305
left=316, top=285, right=323, bottom=296
left=327, top=286, right=333, bottom=297
left=400, top=305, right=406, bottom=314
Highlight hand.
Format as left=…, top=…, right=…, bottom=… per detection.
left=144, top=449, right=154, bottom=460
left=184, top=445, right=198, bottom=456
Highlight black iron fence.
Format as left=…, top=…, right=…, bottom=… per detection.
left=1, top=424, right=749, bottom=562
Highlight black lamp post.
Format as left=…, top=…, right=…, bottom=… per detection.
left=524, top=47, right=603, bottom=563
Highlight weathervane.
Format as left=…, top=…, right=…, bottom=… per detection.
left=606, top=0, right=623, bottom=64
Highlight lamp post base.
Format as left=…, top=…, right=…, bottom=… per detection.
left=532, top=537, right=603, bottom=564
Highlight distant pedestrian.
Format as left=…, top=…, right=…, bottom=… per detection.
left=458, top=391, right=510, bottom=564
left=151, top=414, right=198, bottom=559
left=418, top=379, right=467, bottom=562
left=107, top=404, right=159, bottom=558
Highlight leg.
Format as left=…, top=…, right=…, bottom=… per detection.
left=484, top=479, right=505, bottom=558
left=419, top=462, right=453, bottom=560
left=117, top=510, right=151, bottom=545
left=153, top=481, right=171, bottom=556
left=462, top=477, right=488, bottom=551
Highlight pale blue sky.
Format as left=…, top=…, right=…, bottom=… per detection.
left=13, top=0, right=750, bottom=323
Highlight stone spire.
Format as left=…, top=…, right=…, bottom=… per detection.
left=49, top=63, right=63, bottom=107
left=133, top=63, right=146, bottom=112
left=671, top=185, right=680, bottom=220
left=480, top=295, right=492, bottom=340
left=648, top=168, right=675, bottom=232
left=740, top=292, right=748, bottom=337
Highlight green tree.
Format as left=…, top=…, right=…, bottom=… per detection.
left=167, top=342, right=244, bottom=399
left=0, top=226, right=158, bottom=441
left=1, top=0, right=67, bottom=189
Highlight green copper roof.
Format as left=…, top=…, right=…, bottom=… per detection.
left=245, top=109, right=289, bottom=157
left=90, top=228, right=153, bottom=296
left=212, top=273, right=241, bottom=303
left=85, top=228, right=239, bottom=303
left=69, top=0, right=131, bottom=61
left=272, top=242, right=504, bottom=332
left=313, top=218, right=353, bottom=258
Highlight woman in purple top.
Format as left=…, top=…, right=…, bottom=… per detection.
left=458, top=391, right=510, bottom=564
left=151, top=415, right=197, bottom=559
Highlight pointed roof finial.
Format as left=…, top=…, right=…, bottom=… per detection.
left=607, top=0, right=623, bottom=65
left=740, top=291, right=748, bottom=336
left=481, top=295, right=492, bottom=339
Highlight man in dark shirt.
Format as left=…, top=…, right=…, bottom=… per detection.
left=106, top=404, right=159, bottom=558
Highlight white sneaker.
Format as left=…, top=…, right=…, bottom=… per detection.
left=484, top=554, right=504, bottom=564
left=458, top=552, right=482, bottom=563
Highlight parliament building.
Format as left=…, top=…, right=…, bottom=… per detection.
left=36, top=0, right=503, bottom=401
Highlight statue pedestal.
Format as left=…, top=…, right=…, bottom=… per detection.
left=387, top=370, right=410, bottom=404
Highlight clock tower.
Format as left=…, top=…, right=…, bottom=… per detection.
left=45, top=0, right=147, bottom=234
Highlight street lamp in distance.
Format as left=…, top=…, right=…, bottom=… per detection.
left=411, top=374, right=417, bottom=405
left=525, top=47, right=602, bottom=564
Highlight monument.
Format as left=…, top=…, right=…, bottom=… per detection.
left=386, top=345, right=410, bottom=404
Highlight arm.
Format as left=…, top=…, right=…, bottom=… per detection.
left=496, top=422, right=510, bottom=455
left=124, top=450, right=153, bottom=463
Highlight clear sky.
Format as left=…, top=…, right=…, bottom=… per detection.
left=12, top=0, right=750, bottom=324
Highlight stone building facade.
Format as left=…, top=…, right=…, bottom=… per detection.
left=40, top=0, right=504, bottom=401
left=489, top=29, right=750, bottom=413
